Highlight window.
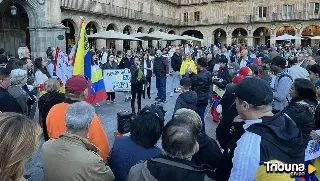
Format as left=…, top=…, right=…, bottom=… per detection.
left=259, top=7, right=267, bottom=18
left=183, top=12, right=189, bottom=22
left=283, top=4, right=293, bottom=17
left=315, top=3, right=319, bottom=14
left=194, top=11, right=200, bottom=21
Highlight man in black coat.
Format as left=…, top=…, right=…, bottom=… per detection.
left=153, top=50, right=169, bottom=103
left=170, top=47, right=183, bottom=97
left=186, top=57, right=212, bottom=133
left=0, top=67, right=23, bottom=113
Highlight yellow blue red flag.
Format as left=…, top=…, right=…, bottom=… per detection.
left=73, top=17, right=107, bottom=104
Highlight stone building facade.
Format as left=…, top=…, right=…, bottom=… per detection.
left=1, top=0, right=320, bottom=57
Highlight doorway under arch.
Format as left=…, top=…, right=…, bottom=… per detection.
left=181, top=30, right=203, bottom=46
left=301, top=25, right=320, bottom=47
left=232, top=28, right=248, bottom=45
left=61, top=19, right=76, bottom=54
left=213, top=28, right=227, bottom=47
left=0, top=1, right=30, bottom=57
left=253, top=27, right=271, bottom=47
left=123, top=25, right=132, bottom=50
left=86, top=22, right=98, bottom=49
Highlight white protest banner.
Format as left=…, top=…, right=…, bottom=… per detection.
left=54, top=47, right=72, bottom=84
left=103, top=69, right=131, bottom=92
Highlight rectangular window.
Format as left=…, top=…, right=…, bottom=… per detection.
left=194, top=11, right=200, bottom=21
left=283, top=4, right=293, bottom=17
left=184, top=12, right=189, bottom=22
left=315, top=3, right=320, bottom=14
left=259, top=7, right=267, bottom=18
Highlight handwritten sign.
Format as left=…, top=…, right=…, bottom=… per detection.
left=305, top=130, right=320, bottom=161
left=103, top=69, right=131, bottom=92
left=55, top=48, right=72, bottom=84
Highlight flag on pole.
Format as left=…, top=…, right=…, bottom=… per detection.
left=73, top=17, right=107, bottom=104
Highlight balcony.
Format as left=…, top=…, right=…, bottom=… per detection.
left=271, top=12, right=308, bottom=21
left=60, top=0, right=180, bottom=26
left=227, top=15, right=251, bottom=23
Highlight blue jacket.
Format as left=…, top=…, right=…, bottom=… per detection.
left=108, top=136, right=161, bottom=181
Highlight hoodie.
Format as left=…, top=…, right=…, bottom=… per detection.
left=173, top=90, right=198, bottom=114
left=192, top=134, right=222, bottom=170
left=229, top=114, right=305, bottom=181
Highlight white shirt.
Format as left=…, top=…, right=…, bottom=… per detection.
left=229, top=119, right=262, bottom=181
left=35, top=70, right=48, bottom=85
left=288, top=64, right=309, bottom=81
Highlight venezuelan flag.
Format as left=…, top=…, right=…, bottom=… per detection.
left=73, top=18, right=107, bottom=104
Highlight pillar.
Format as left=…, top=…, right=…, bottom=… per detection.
left=143, top=41, right=148, bottom=49
left=131, top=41, right=137, bottom=50
left=152, top=40, right=158, bottom=49
left=226, top=35, right=232, bottom=46
left=116, top=40, right=123, bottom=51
left=96, top=39, right=105, bottom=49
left=270, top=34, right=276, bottom=47
left=29, top=26, right=66, bottom=59
left=246, top=36, right=254, bottom=47
left=295, top=35, right=302, bottom=48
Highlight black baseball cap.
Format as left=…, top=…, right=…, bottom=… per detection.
left=234, top=77, right=273, bottom=106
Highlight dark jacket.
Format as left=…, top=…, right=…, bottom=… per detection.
left=7, top=86, right=28, bottom=114
left=0, top=87, right=23, bottom=113
left=38, top=92, right=65, bottom=141
left=127, top=154, right=214, bottom=181
left=153, top=56, right=169, bottom=77
left=101, top=61, right=118, bottom=70
left=171, top=53, right=183, bottom=72
left=281, top=99, right=317, bottom=147
left=188, top=69, right=212, bottom=107
left=192, top=134, right=222, bottom=170
left=212, top=66, right=232, bottom=89
left=130, top=65, right=147, bottom=85
left=118, top=57, right=133, bottom=69
left=173, top=90, right=198, bottom=114
left=216, top=84, right=245, bottom=150
left=108, top=136, right=161, bottom=181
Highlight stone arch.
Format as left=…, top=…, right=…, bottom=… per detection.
left=275, top=26, right=296, bottom=36
left=13, top=0, right=46, bottom=27
left=181, top=30, right=204, bottom=39
left=159, top=29, right=164, bottom=32
left=137, top=27, right=145, bottom=33
left=106, top=23, right=118, bottom=31
left=86, top=21, right=99, bottom=34
left=301, top=25, right=320, bottom=36
left=148, top=28, right=155, bottom=33
left=123, top=25, right=133, bottom=34
left=61, top=19, right=77, bottom=53
left=231, top=28, right=248, bottom=45
left=168, top=30, right=176, bottom=34
left=252, top=27, right=271, bottom=46
left=213, top=28, right=227, bottom=46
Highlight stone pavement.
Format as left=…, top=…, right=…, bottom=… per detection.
left=25, top=76, right=218, bottom=181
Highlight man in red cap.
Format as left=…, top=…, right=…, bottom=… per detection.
left=46, top=75, right=110, bottom=162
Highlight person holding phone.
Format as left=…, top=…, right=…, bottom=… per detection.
left=130, top=56, right=147, bottom=114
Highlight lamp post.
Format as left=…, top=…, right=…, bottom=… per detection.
left=66, top=21, right=70, bottom=34
left=89, top=24, right=94, bottom=35
left=10, top=1, right=17, bottom=16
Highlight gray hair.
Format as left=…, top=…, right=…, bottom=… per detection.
left=162, top=121, right=197, bottom=160
left=65, top=101, right=95, bottom=133
left=18, top=47, right=28, bottom=59
left=174, top=108, right=202, bottom=136
left=10, top=69, right=27, bottom=85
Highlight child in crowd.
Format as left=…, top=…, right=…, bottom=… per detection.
left=173, top=78, right=197, bottom=114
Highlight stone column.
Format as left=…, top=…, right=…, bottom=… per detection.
left=295, top=35, right=302, bottom=48
left=246, top=36, right=254, bottom=47
left=270, top=34, right=276, bottom=47
left=116, top=40, right=123, bottom=51
left=29, top=26, right=66, bottom=59
left=152, top=40, right=158, bottom=49
left=143, top=41, right=148, bottom=49
left=96, top=39, right=106, bottom=49
left=131, top=41, right=137, bottom=50
left=226, top=35, right=232, bottom=46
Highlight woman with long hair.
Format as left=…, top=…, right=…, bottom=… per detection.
left=282, top=78, right=318, bottom=147
left=101, top=54, right=118, bottom=103
left=0, top=112, right=42, bottom=181
left=34, top=57, right=51, bottom=86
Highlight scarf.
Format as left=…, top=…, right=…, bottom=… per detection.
left=137, top=68, right=143, bottom=81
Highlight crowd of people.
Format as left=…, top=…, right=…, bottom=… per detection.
left=1, top=42, right=320, bottom=181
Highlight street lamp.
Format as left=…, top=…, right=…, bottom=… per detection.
left=10, top=1, right=17, bottom=16
left=217, top=30, right=221, bottom=38
left=238, top=30, right=241, bottom=37
left=260, top=30, right=264, bottom=37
